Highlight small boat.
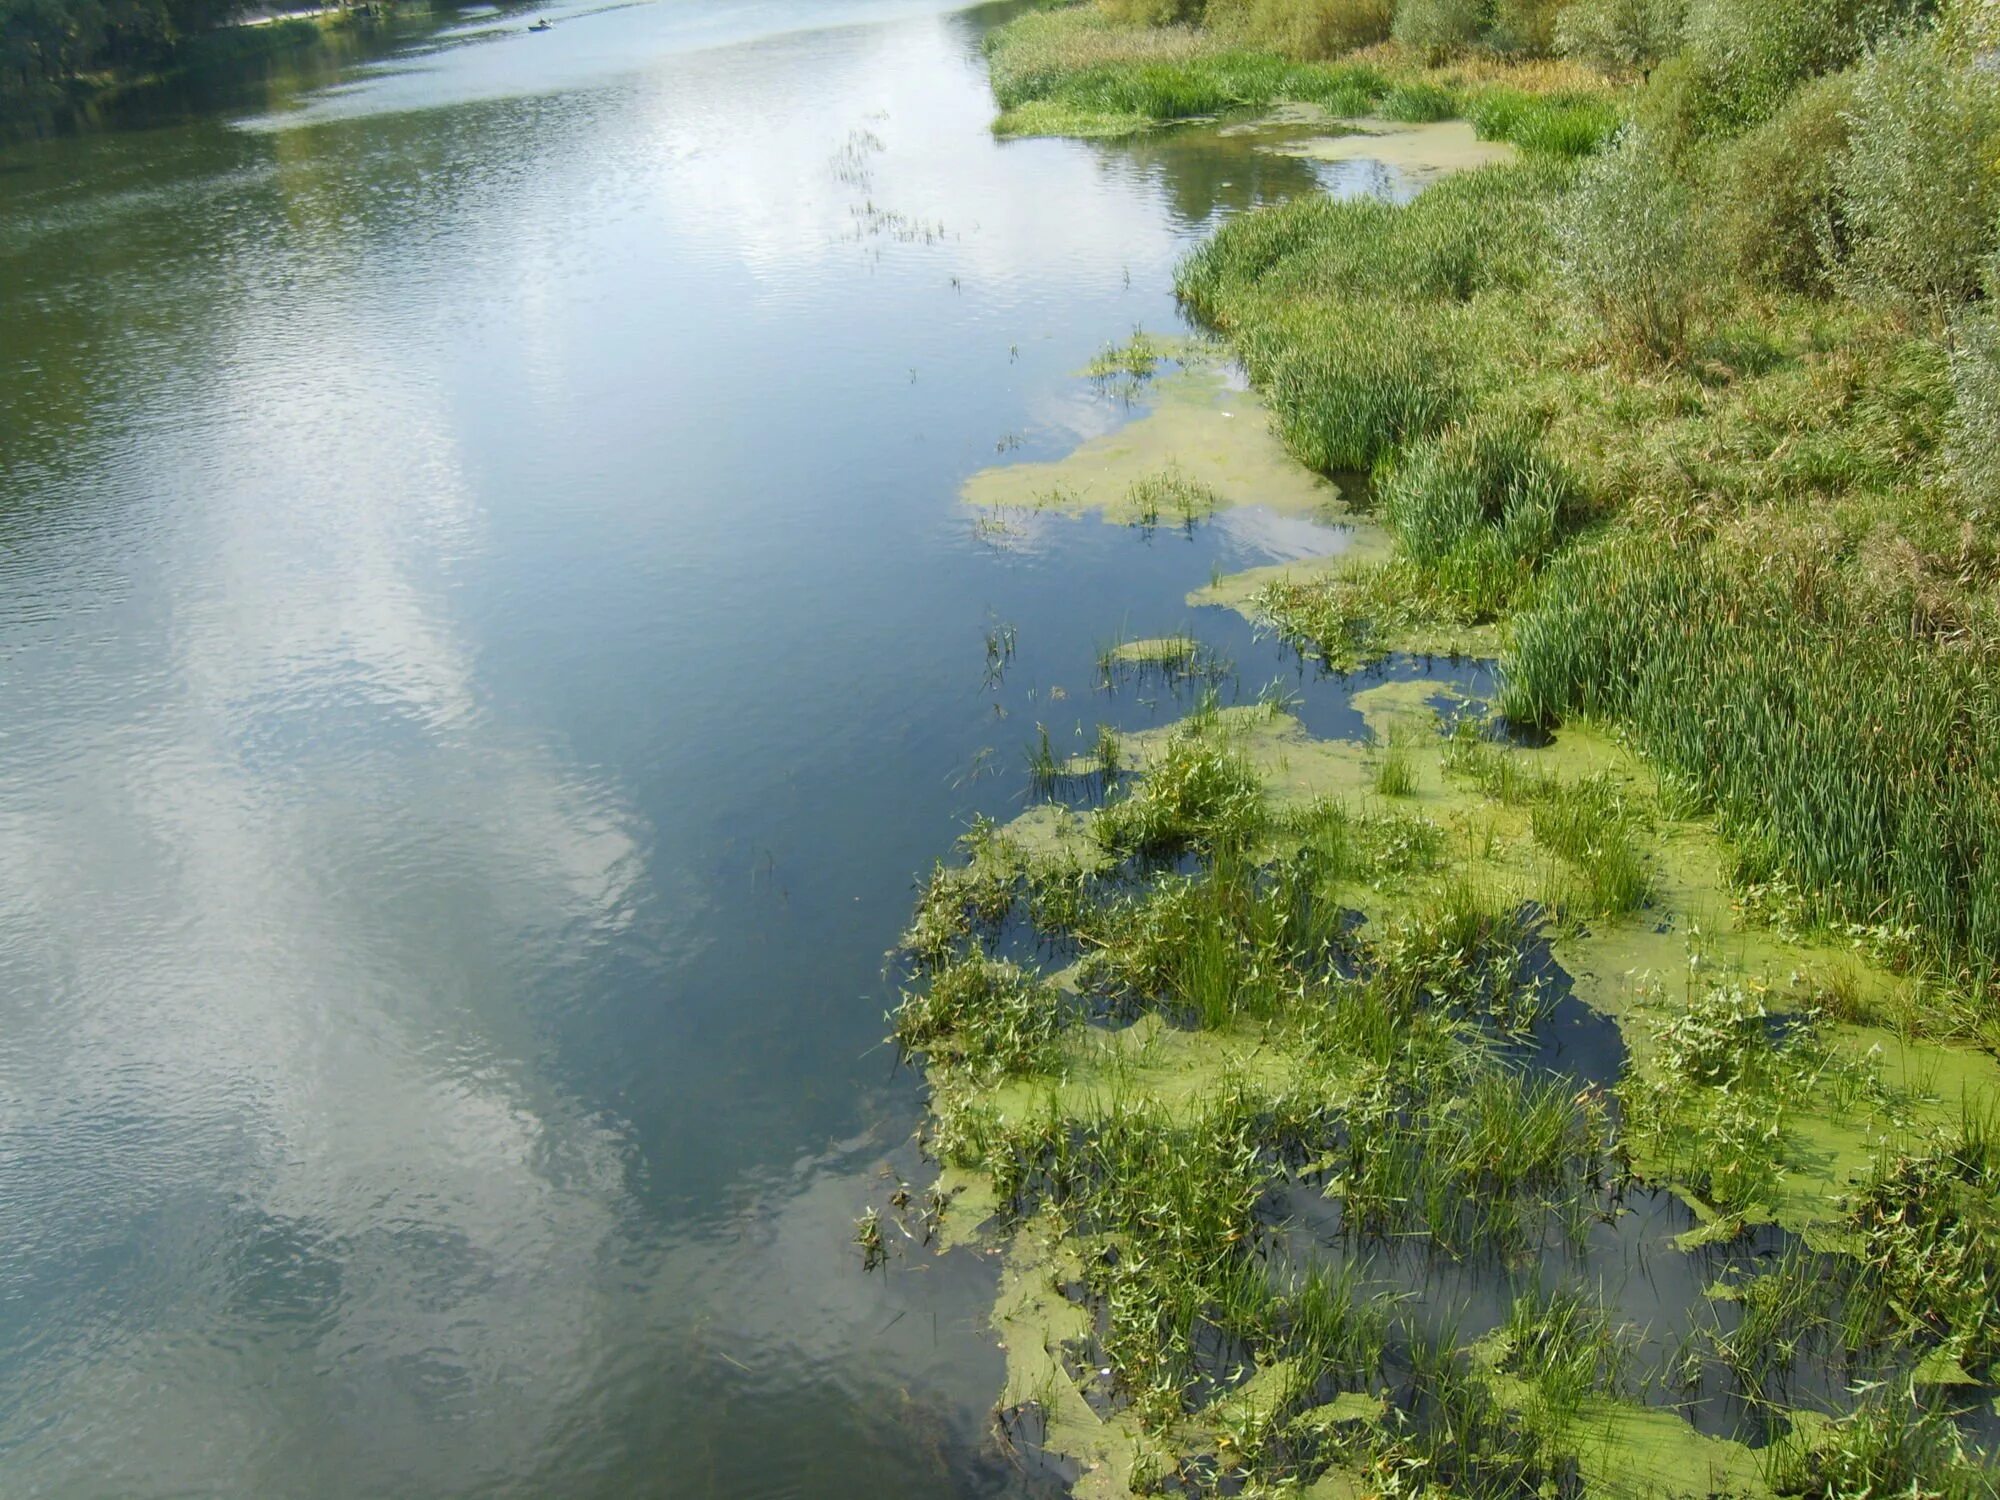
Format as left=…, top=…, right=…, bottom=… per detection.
left=528, top=18, right=552, bottom=30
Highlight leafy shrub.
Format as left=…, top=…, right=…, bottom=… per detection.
left=1393, top=0, right=1492, bottom=61
left=1554, top=0, right=1686, bottom=76
left=1628, top=51, right=1734, bottom=160
left=1556, top=127, right=1702, bottom=360
left=1100, top=0, right=1206, bottom=24
left=1712, top=68, right=1855, bottom=292
left=1489, top=0, right=1566, bottom=53
left=1834, top=33, right=2000, bottom=316
left=1677, top=0, right=1931, bottom=131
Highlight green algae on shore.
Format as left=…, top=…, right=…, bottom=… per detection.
left=962, top=360, right=1357, bottom=530
left=887, top=682, right=2000, bottom=1498
left=1265, top=117, right=1519, bottom=181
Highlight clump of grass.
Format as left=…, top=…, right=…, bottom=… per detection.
left=1468, top=85, right=1622, bottom=155
left=1178, top=164, right=1562, bottom=314
left=1371, top=723, right=1422, bottom=798
left=1530, top=774, right=1651, bottom=916
left=1332, top=1063, right=1609, bottom=1252
left=1711, top=1240, right=1841, bottom=1404
left=891, top=951, right=1066, bottom=1081
left=1379, top=417, right=1586, bottom=616
left=1254, top=556, right=1481, bottom=672
left=1087, top=328, right=1165, bottom=381
left=976, top=1091, right=1291, bottom=1427
left=1095, top=722, right=1266, bottom=858
left=1127, top=461, right=1221, bottom=526
left=1373, top=1347, right=1573, bottom=1499
left=1768, top=1375, right=1997, bottom=1500
left=1370, top=875, right=1546, bottom=1026
left=1380, top=78, right=1459, bottom=121
left=1440, top=717, right=1557, bottom=803
left=1239, top=299, right=1465, bottom=473
left=1373, top=743, right=1416, bottom=796
left=1501, top=1284, right=1627, bottom=1447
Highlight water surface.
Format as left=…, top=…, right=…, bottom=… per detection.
left=0, top=6, right=1413, bottom=1493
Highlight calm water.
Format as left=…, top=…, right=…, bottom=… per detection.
left=0, top=6, right=1420, bottom=1493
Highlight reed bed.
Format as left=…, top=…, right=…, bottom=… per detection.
left=1504, top=534, right=2000, bottom=994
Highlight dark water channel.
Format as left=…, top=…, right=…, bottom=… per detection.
left=0, top=3, right=1475, bottom=1494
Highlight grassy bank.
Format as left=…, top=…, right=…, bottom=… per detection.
left=987, top=0, right=2000, bottom=1017
left=882, top=1, right=2000, bottom=1493
left=984, top=4, right=1619, bottom=143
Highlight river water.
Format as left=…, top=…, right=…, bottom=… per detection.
left=0, top=5, right=1412, bottom=1493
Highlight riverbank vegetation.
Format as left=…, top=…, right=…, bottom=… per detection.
left=887, top=689, right=2000, bottom=1495
left=1, top=0, right=375, bottom=123
left=997, top=0, right=2000, bottom=1015
left=884, top=0, right=2000, bottom=1493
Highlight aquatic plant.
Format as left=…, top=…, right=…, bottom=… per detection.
left=892, top=952, right=1066, bottom=1081
left=1843, top=1114, right=2000, bottom=1378
left=1024, top=721, right=1062, bottom=797
left=1529, top=774, right=1651, bottom=916
left=1087, top=329, right=1165, bottom=381
left=853, top=1206, right=886, bottom=1270
left=1094, top=722, right=1265, bottom=859
left=1768, top=1375, right=1999, bottom=1500
left=1126, top=462, right=1220, bottom=527
left=1093, top=723, right=1122, bottom=781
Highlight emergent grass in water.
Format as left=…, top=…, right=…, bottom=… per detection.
left=878, top=659, right=2000, bottom=1499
